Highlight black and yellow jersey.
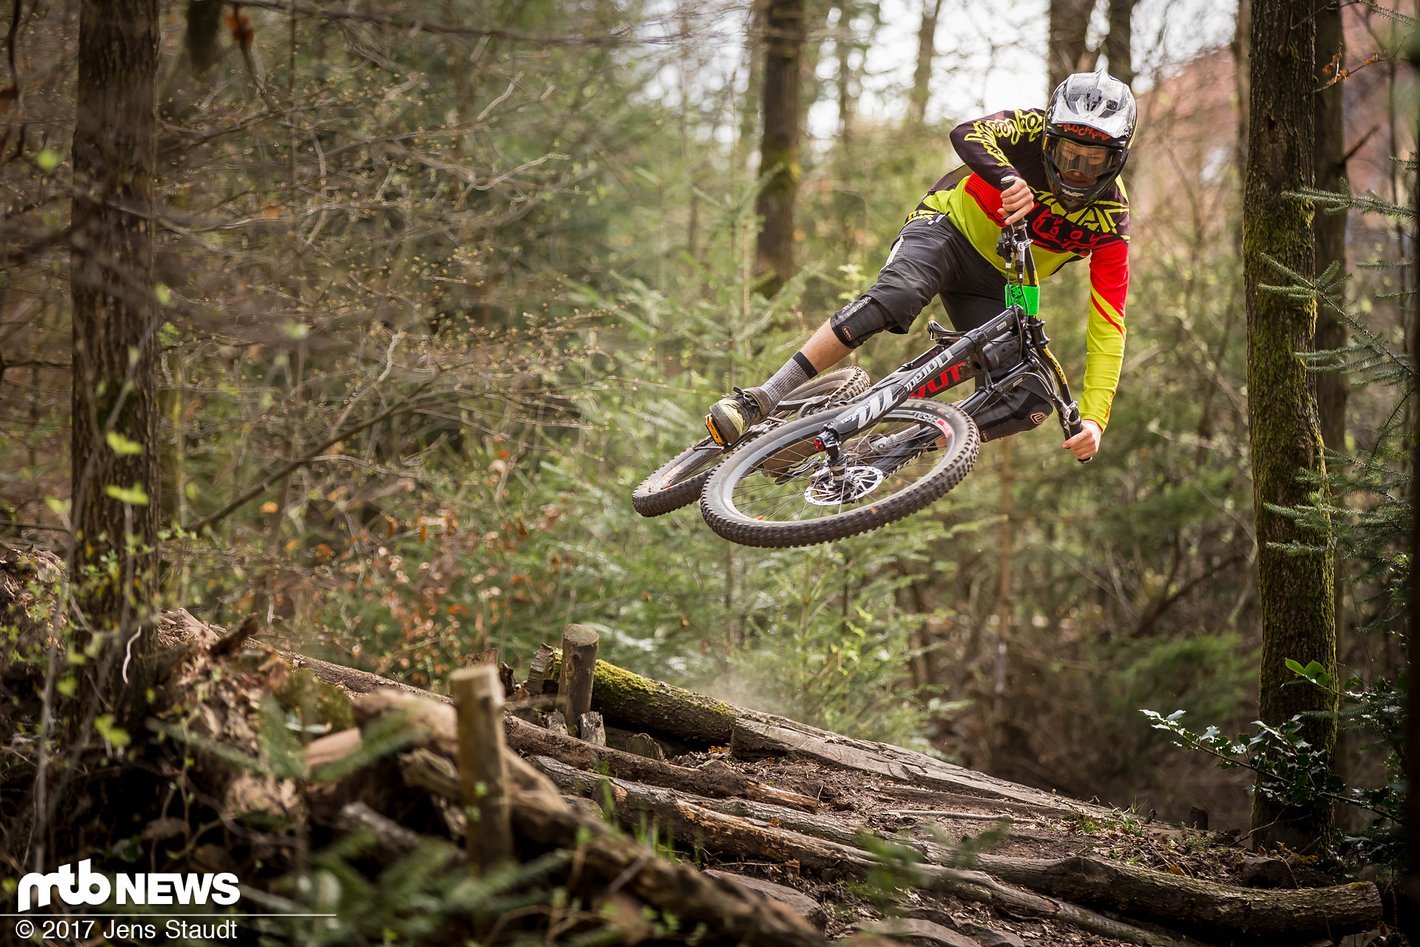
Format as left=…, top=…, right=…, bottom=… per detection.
left=919, top=108, right=1130, bottom=430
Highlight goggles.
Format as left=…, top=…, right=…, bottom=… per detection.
left=1045, top=136, right=1121, bottom=185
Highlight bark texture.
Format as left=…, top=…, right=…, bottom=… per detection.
left=1242, top=0, right=1338, bottom=851
left=1104, top=0, right=1135, bottom=86
left=1312, top=0, right=1348, bottom=454
left=69, top=0, right=162, bottom=725
left=754, top=0, right=807, bottom=294
left=1047, top=0, right=1097, bottom=93
left=908, top=0, right=944, bottom=125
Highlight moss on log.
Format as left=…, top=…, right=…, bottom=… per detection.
left=540, top=654, right=739, bottom=745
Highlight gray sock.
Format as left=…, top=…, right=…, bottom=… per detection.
left=755, top=352, right=817, bottom=412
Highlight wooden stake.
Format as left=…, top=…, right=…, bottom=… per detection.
left=451, top=665, right=514, bottom=872
left=559, top=624, right=599, bottom=737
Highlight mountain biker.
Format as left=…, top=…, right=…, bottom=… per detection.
left=705, top=68, right=1134, bottom=463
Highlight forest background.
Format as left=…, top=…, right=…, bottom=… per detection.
left=0, top=0, right=1414, bottom=842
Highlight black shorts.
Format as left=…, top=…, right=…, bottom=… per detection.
left=858, top=212, right=1007, bottom=334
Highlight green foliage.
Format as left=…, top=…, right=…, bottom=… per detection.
left=1143, top=709, right=1349, bottom=811
left=255, top=836, right=582, bottom=946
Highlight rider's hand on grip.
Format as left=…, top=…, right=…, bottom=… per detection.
left=1062, top=416, right=1100, bottom=464
left=999, top=175, right=1034, bottom=226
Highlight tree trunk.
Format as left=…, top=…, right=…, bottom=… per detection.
left=1233, top=0, right=1251, bottom=172
left=1103, top=0, right=1135, bottom=86
left=835, top=1, right=858, bottom=144
left=1242, top=0, right=1337, bottom=851
left=1312, top=0, right=1349, bottom=681
left=755, top=0, right=807, bottom=295
left=1313, top=0, right=1347, bottom=455
left=69, top=0, right=162, bottom=730
left=1047, top=0, right=1097, bottom=94
left=908, top=0, right=944, bottom=125
left=739, top=0, right=766, bottom=170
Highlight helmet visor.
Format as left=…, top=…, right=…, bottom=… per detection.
left=1045, top=137, right=1121, bottom=186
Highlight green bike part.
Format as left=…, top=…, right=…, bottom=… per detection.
left=1004, top=284, right=1039, bottom=316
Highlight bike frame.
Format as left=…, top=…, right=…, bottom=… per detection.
left=811, top=223, right=1087, bottom=464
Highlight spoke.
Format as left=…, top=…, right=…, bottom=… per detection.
left=745, top=487, right=816, bottom=520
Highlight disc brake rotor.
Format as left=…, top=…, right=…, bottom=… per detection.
left=803, top=465, right=885, bottom=506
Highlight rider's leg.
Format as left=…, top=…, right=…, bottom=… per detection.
left=704, top=322, right=855, bottom=446
left=706, top=215, right=962, bottom=446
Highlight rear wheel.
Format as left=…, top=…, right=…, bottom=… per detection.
left=699, top=398, right=979, bottom=547
left=631, top=367, right=870, bottom=517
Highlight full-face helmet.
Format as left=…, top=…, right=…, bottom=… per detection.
left=1043, top=69, right=1136, bottom=211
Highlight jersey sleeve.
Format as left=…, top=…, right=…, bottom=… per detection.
left=948, top=110, right=1046, bottom=190
left=1079, top=238, right=1129, bottom=429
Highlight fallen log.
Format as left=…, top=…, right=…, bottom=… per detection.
left=348, top=685, right=819, bottom=813
left=520, top=757, right=1196, bottom=946
left=534, top=755, right=867, bottom=851
left=334, top=801, right=460, bottom=864
left=732, top=718, right=1105, bottom=820
left=278, top=648, right=435, bottom=701
left=344, top=690, right=559, bottom=797
left=529, top=756, right=1368, bottom=946
left=508, top=716, right=820, bottom=812
left=972, top=854, right=1382, bottom=943
left=857, top=917, right=981, bottom=947
left=540, top=655, right=740, bottom=746
left=541, top=654, right=1115, bottom=822
left=705, top=870, right=828, bottom=931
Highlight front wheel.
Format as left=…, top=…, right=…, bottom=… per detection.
left=631, top=367, right=870, bottom=517
left=699, top=398, right=979, bottom=547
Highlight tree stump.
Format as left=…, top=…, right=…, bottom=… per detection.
left=559, top=624, right=599, bottom=736
left=451, top=665, right=513, bottom=872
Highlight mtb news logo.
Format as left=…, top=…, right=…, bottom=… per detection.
left=15, top=859, right=241, bottom=913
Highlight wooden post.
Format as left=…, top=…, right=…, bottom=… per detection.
left=559, top=624, right=599, bottom=737
left=451, top=665, right=514, bottom=872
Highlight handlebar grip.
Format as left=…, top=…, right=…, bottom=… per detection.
left=1063, top=414, right=1093, bottom=465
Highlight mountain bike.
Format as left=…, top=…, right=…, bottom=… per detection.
left=631, top=366, right=872, bottom=516
left=697, top=221, right=1090, bottom=548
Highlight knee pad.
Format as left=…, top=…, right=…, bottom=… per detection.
left=830, top=296, right=894, bottom=349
